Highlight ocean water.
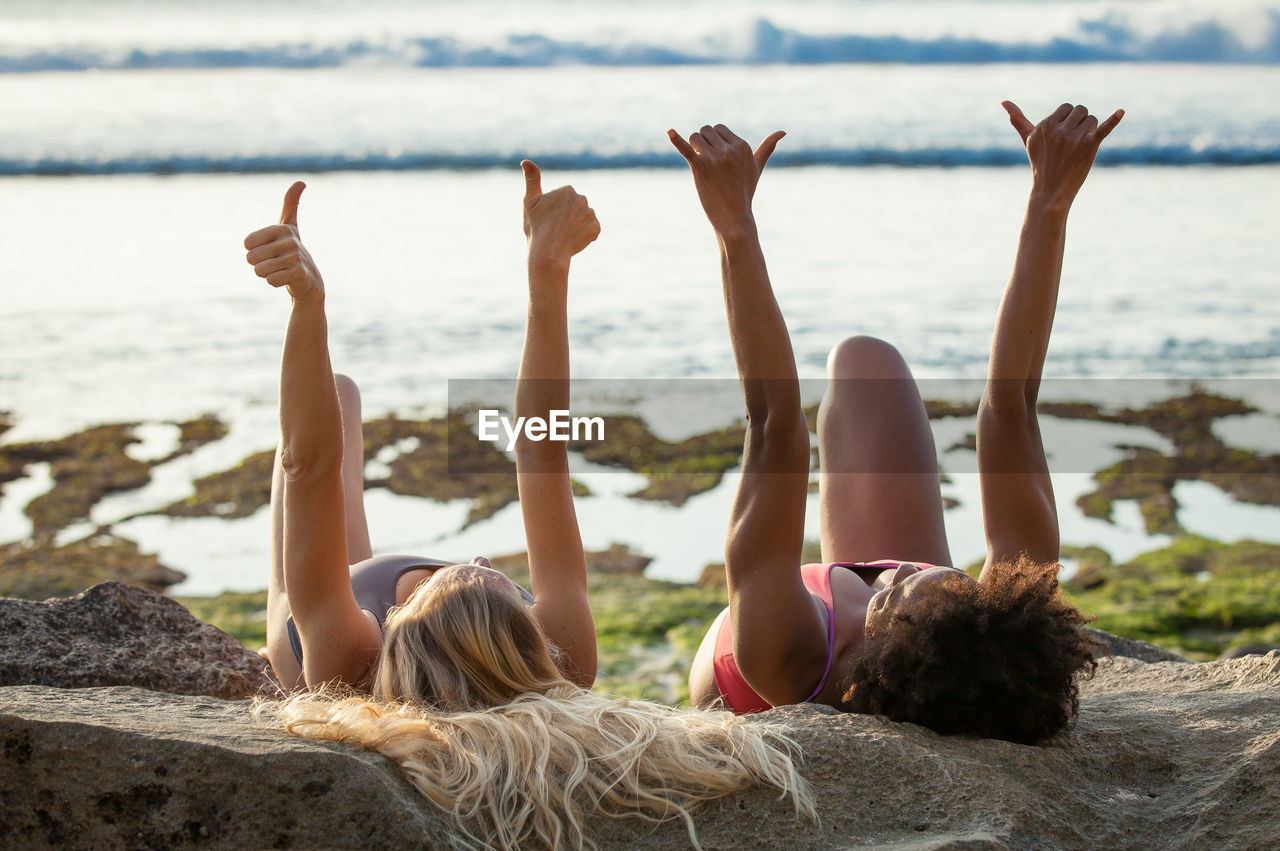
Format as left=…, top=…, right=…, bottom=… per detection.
left=2, top=0, right=1279, bottom=592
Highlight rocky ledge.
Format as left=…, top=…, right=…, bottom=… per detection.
left=0, top=583, right=273, bottom=699
left=2, top=584, right=1278, bottom=849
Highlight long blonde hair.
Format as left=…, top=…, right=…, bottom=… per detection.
left=258, top=568, right=815, bottom=849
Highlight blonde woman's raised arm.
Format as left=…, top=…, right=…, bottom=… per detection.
left=245, top=183, right=380, bottom=687
left=515, top=161, right=600, bottom=687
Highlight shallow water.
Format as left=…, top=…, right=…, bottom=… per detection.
left=3, top=0, right=1279, bottom=593
left=4, top=166, right=1278, bottom=444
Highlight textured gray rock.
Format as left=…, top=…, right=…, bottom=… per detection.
left=3, top=653, right=1279, bottom=849
left=0, top=582, right=274, bottom=699
left=0, top=686, right=440, bottom=849
left=2, top=583, right=1277, bottom=849
left=1220, top=643, right=1280, bottom=660
left=1085, top=626, right=1190, bottom=664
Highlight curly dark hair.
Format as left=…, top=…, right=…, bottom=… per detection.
left=840, top=557, right=1102, bottom=745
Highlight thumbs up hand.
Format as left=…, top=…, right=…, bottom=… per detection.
left=244, top=181, right=325, bottom=302
left=521, top=160, right=600, bottom=270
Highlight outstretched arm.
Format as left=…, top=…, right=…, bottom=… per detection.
left=245, top=183, right=379, bottom=687
left=516, top=160, right=600, bottom=687
left=670, top=125, right=825, bottom=705
left=978, top=102, right=1124, bottom=575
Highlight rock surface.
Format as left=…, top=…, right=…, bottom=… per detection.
left=0, top=582, right=274, bottom=699
left=2, top=584, right=1279, bottom=849
left=1084, top=626, right=1189, bottom=663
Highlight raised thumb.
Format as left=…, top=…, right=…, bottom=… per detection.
left=754, top=130, right=786, bottom=172
left=279, top=181, right=305, bottom=227
left=1001, top=101, right=1034, bottom=144
left=521, top=160, right=542, bottom=202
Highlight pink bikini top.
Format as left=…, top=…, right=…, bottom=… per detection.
left=711, top=560, right=940, bottom=715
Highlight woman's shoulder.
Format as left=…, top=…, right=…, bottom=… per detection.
left=353, top=553, right=455, bottom=572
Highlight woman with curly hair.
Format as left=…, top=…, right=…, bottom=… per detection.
left=244, top=164, right=813, bottom=848
left=672, top=101, right=1123, bottom=744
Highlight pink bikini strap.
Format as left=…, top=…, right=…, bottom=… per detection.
left=803, top=564, right=838, bottom=702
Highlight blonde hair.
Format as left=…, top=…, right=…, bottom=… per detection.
left=373, top=566, right=561, bottom=710
left=258, top=568, right=815, bottom=849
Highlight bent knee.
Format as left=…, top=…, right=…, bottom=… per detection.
left=826, top=335, right=908, bottom=380
left=334, top=373, right=362, bottom=408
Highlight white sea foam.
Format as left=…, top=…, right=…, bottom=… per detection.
left=2, top=0, right=1278, bottom=73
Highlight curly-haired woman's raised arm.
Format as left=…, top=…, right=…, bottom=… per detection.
left=669, top=125, right=829, bottom=705
left=978, top=102, right=1123, bottom=575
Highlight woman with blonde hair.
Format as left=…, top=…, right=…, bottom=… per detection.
left=244, top=164, right=813, bottom=848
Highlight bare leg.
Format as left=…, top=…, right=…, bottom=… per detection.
left=335, top=374, right=372, bottom=565
left=264, top=373, right=371, bottom=690
left=265, top=443, right=303, bottom=689
left=817, top=335, right=952, bottom=566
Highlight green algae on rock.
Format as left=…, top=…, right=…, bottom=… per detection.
left=155, top=412, right=519, bottom=526
left=923, top=399, right=981, bottom=419
left=569, top=414, right=745, bottom=507
left=363, top=412, right=519, bottom=525
left=162, top=414, right=230, bottom=463
left=0, top=416, right=236, bottom=534
left=0, top=449, right=28, bottom=492
left=0, top=534, right=184, bottom=600
left=159, top=449, right=276, bottom=520
left=176, top=588, right=269, bottom=650
left=1064, top=535, right=1280, bottom=660
left=588, top=396, right=977, bottom=506
left=1067, top=391, right=1280, bottom=535
left=9, top=424, right=152, bottom=537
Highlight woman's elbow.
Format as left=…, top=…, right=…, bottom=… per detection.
left=746, top=406, right=809, bottom=444
left=744, top=411, right=810, bottom=473
left=278, top=445, right=340, bottom=482
left=978, top=390, right=1034, bottom=431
